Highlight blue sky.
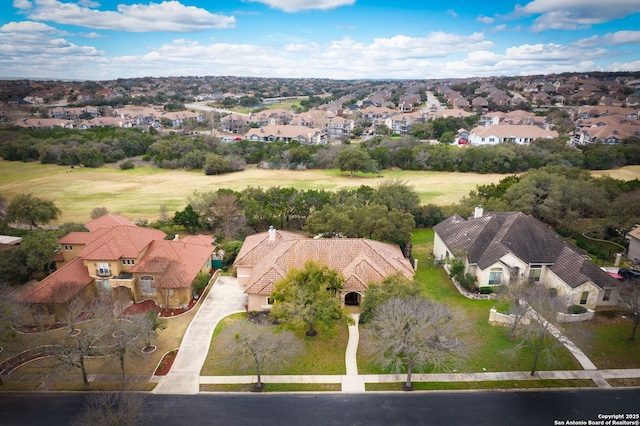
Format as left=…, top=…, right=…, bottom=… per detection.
left=1, top=0, right=639, bottom=80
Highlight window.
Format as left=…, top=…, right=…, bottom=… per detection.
left=529, top=265, right=542, bottom=282
left=64, top=245, right=73, bottom=251
left=141, top=275, right=156, bottom=295
left=97, top=262, right=110, bottom=276
left=267, top=297, right=275, bottom=306
left=580, top=291, right=589, bottom=305
left=121, top=259, right=135, bottom=265
left=603, top=289, right=612, bottom=302
left=488, top=268, right=503, bottom=285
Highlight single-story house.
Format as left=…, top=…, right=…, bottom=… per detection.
left=17, top=215, right=216, bottom=320
left=234, top=227, right=415, bottom=311
left=433, top=209, right=620, bottom=309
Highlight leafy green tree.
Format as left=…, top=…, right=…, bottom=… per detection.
left=371, top=179, right=420, bottom=215
left=173, top=204, right=201, bottom=232
left=439, top=131, right=456, bottom=144
left=271, top=260, right=344, bottom=336
left=5, top=193, right=61, bottom=228
left=333, top=148, right=378, bottom=177
left=203, top=153, right=231, bottom=175
left=359, top=274, right=418, bottom=323
left=20, top=230, right=60, bottom=278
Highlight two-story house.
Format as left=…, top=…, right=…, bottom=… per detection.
left=17, top=215, right=216, bottom=321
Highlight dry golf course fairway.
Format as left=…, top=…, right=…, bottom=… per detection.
left=1, top=159, right=639, bottom=224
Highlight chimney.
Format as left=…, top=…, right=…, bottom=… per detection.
left=173, top=234, right=179, bottom=241
left=474, top=206, right=484, bottom=219
left=268, top=226, right=276, bottom=242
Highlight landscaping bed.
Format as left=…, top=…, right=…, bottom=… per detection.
left=154, top=350, right=178, bottom=376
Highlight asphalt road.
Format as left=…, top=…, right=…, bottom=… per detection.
left=1, top=389, right=639, bottom=426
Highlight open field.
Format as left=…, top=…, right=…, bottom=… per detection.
left=2, top=160, right=639, bottom=224
left=0, top=159, right=507, bottom=223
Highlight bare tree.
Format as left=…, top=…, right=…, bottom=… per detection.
left=210, top=192, right=244, bottom=239
left=0, top=284, right=29, bottom=385
left=497, top=279, right=533, bottom=338
left=72, top=391, right=149, bottom=426
left=52, top=298, right=113, bottom=386
left=90, top=206, right=109, bottom=219
left=365, top=296, right=468, bottom=391
left=217, top=320, right=303, bottom=390
left=618, top=280, right=640, bottom=341
left=111, top=313, right=154, bottom=388
left=508, top=284, right=569, bottom=376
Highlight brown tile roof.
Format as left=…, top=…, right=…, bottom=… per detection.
left=434, top=212, right=618, bottom=290
left=234, top=230, right=307, bottom=267
left=130, top=236, right=215, bottom=289
left=239, top=233, right=414, bottom=296
left=15, top=257, right=93, bottom=304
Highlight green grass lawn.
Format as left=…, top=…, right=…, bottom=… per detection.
left=562, top=311, right=640, bottom=369
left=358, top=228, right=582, bottom=375
left=200, top=312, right=348, bottom=376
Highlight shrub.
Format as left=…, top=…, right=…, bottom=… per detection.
left=119, top=160, right=134, bottom=170
left=479, top=286, right=494, bottom=294
left=193, top=271, right=210, bottom=294
left=567, top=304, right=587, bottom=314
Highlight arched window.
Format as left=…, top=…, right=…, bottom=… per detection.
left=141, top=275, right=156, bottom=295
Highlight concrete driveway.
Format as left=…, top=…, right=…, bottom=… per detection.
left=153, top=276, right=247, bottom=394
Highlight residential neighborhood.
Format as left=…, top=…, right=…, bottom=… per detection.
left=2, top=73, right=640, bottom=147
left=1, top=72, right=640, bottom=413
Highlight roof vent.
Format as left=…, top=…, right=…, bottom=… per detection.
left=268, top=226, right=276, bottom=242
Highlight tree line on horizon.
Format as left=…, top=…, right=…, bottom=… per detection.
left=1, top=123, right=640, bottom=174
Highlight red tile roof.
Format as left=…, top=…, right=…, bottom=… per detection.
left=238, top=233, right=414, bottom=296
left=130, top=236, right=216, bottom=289
left=78, top=226, right=166, bottom=260
left=16, top=257, right=93, bottom=304
left=85, top=214, right=137, bottom=232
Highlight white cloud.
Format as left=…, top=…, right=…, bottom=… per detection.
left=476, top=15, right=494, bottom=24
left=574, top=31, right=640, bottom=47
left=0, top=20, right=101, bottom=66
left=13, top=0, right=33, bottom=9
left=21, top=0, right=236, bottom=32
left=244, top=0, right=355, bottom=13
left=516, top=0, right=640, bottom=32
left=446, top=9, right=458, bottom=18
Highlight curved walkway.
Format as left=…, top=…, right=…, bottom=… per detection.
left=153, top=276, right=247, bottom=394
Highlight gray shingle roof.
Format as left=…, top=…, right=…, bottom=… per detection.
left=435, top=212, right=618, bottom=289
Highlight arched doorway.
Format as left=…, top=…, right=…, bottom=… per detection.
left=112, top=285, right=133, bottom=303
left=344, top=292, right=361, bottom=306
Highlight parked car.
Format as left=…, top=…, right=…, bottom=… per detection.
left=618, top=268, right=640, bottom=280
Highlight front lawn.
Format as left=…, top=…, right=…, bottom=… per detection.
left=200, top=312, right=348, bottom=376
left=562, top=310, right=640, bottom=369
left=358, top=228, right=582, bottom=375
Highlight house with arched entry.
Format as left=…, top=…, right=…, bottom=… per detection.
left=234, top=227, right=415, bottom=311
left=17, top=214, right=216, bottom=322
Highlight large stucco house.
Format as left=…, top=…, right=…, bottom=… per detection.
left=433, top=209, right=620, bottom=309
left=17, top=214, right=216, bottom=320
left=234, top=227, right=415, bottom=311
